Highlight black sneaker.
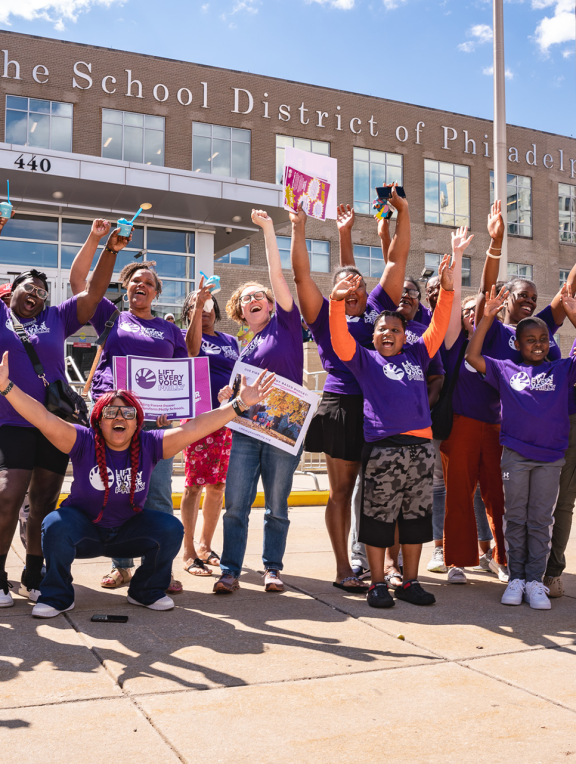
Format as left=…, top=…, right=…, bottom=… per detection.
left=366, top=582, right=395, bottom=609
left=394, top=580, right=436, bottom=606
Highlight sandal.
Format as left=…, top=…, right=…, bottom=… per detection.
left=166, top=576, right=183, bottom=594
left=332, top=576, right=369, bottom=593
left=200, top=550, right=221, bottom=567
left=101, top=567, right=133, bottom=589
left=184, top=558, right=213, bottom=577
left=384, top=572, right=403, bottom=590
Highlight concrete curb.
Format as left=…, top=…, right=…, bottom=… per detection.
left=57, top=490, right=330, bottom=509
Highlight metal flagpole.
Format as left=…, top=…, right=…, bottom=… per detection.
left=493, top=0, right=508, bottom=280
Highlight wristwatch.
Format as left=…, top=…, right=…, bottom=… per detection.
left=231, top=398, right=244, bottom=416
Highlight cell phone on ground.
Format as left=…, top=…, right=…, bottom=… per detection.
left=91, top=614, right=129, bottom=623
left=376, top=185, right=406, bottom=200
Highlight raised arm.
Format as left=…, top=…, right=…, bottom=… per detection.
left=445, top=226, right=474, bottom=349
left=251, top=209, right=294, bottom=312
left=337, top=204, right=355, bottom=267
left=0, top=351, right=77, bottom=453
left=69, top=219, right=113, bottom=295
left=328, top=273, right=363, bottom=362
left=476, top=200, right=505, bottom=323
left=422, top=255, right=455, bottom=358
left=380, top=185, right=411, bottom=305
left=290, top=206, right=323, bottom=325
left=560, top=286, right=576, bottom=331
left=549, top=262, right=576, bottom=325
left=161, top=370, right=275, bottom=459
left=378, top=217, right=391, bottom=264
left=185, top=278, right=212, bottom=357
left=466, top=286, right=509, bottom=374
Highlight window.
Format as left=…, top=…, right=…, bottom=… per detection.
left=560, top=268, right=570, bottom=288
left=277, top=236, right=330, bottom=272
left=275, top=136, right=330, bottom=185
left=353, top=148, right=403, bottom=215
left=215, top=245, right=250, bottom=265
left=559, top=184, right=576, bottom=244
left=425, top=160, right=470, bottom=227
left=490, top=172, right=532, bottom=237
left=102, top=109, right=165, bottom=166
left=353, top=244, right=384, bottom=279
left=5, top=96, right=72, bottom=152
left=0, top=214, right=58, bottom=268
left=425, top=253, right=471, bottom=287
left=193, top=123, right=250, bottom=179
left=508, top=262, right=533, bottom=280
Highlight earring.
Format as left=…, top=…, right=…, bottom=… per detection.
left=123, top=294, right=129, bottom=304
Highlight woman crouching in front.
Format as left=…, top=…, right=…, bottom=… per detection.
left=0, top=350, right=274, bottom=617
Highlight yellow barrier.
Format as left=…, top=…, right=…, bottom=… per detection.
left=57, top=490, right=329, bottom=509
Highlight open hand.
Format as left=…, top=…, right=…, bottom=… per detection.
left=251, top=209, right=274, bottom=230
left=239, top=370, right=276, bottom=407
left=451, top=226, right=474, bottom=254
left=91, top=219, right=111, bottom=240
left=484, top=285, right=509, bottom=319
left=336, top=204, right=355, bottom=233
left=330, top=273, right=362, bottom=302
left=0, top=351, right=9, bottom=390
left=561, top=283, right=576, bottom=319
left=438, top=254, right=455, bottom=292
left=105, top=227, right=132, bottom=253
left=487, top=200, right=505, bottom=243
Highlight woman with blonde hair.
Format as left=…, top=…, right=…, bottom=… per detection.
left=213, top=209, right=304, bottom=595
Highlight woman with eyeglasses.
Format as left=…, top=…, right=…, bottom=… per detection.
left=212, top=209, right=304, bottom=595
left=0, top=217, right=127, bottom=608
left=179, top=283, right=239, bottom=577
left=0, top=347, right=274, bottom=617
left=69, top=252, right=189, bottom=594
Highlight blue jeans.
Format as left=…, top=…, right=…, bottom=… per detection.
left=40, top=507, right=184, bottom=610
left=220, top=431, right=302, bottom=578
left=432, top=439, right=446, bottom=541
left=113, top=422, right=174, bottom=569
left=473, top=484, right=493, bottom=542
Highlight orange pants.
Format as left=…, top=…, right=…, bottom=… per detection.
left=440, top=414, right=506, bottom=567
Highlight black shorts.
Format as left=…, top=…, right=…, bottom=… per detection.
left=304, top=392, right=364, bottom=462
left=0, top=425, right=69, bottom=475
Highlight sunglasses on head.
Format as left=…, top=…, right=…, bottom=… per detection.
left=240, top=290, right=266, bottom=304
left=102, top=406, right=137, bottom=420
left=22, top=282, right=48, bottom=301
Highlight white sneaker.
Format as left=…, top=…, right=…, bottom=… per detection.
left=524, top=581, right=551, bottom=610
left=32, top=602, right=74, bottom=618
left=0, top=576, right=14, bottom=608
left=127, top=594, right=174, bottom=611
left=447, top=567, right=467, bottom=584
left=19, top=583, right=41, bottom=602
left=427, top=547, right=447, bottom=573
left=473, top=550, right=493, bottom=571
left=489, top=558, right=510, bottom=583
left=501, top=578, right=525, bottom=606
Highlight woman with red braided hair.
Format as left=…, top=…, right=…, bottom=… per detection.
left=0, top=348, right=274, bottom=617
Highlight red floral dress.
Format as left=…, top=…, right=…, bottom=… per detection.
left=183, top=426, right=232, bottom=487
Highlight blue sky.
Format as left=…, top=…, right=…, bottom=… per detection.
left=1, top=0, right=575, bottom=137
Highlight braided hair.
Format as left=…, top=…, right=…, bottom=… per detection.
left=90, top=390, right=145, bottom=524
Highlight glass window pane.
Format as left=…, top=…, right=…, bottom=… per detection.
left=311, top=253, right=330, bottom=273
left=230, top=245, right=249, bottom=265
left=276, top=135, right=293, bottom=148
left=102, top=123, right=123, bottom=160
left=355, top=202, right=370, bottom=215
left=211, top=139, right=231, bottom=176
left=5, top=110, right=27, bottom=145
left=387, top=165, right=402, bottom=185
left=52, top=102, right=73, bottom=118
left=157, top=280, right=190, bottom=302
left=424, top=173, right=439, bottom=210
left=312, top=141, right=329, bottom=155
left=439, top=162, right=453, bottom=175
left=232, top=128, right=250, bottom=142
left=425, top=212, right=439, bottom=224
left=193, top=122, right=211, bottom=136
left=370, top=150, right=387, bottom=164
left=29, top=99, right=50, bottom=114
left=424, top=159, right=438, bottom=172
left=123, top=125, right=143, bottom=163
left=1, top=215, right=58, bottom=240
left=193, top=135, right=212, bottom=173
left=353, top=147, right=369, bottom=161
left=370, top=246, right=384, bottom=260
left=386, top=153, right=402, bottom=166
left=144, top=128, right=164, bottom=166
left=6, top=96, right=27, bottom=110
left=454, top=164, right=469, bottom=177
left=312, top=240, right=330, bottom=254
left=276, top=147, right=285, bottom=184
left=353, top=160, right=369, bottom=206
left=50, top=116, right=72, bottom=152
left=294, top=138, right=311, bottom=152
left=232, top=141, right=250, bottom=179
left=103, top=109, right=122, bottom=124
left=371, top=164, right=386, bottom=196
left=28, top=113, right=50, bottom=149
left=213, top=125, right=230, bottom=140
left=145, top=115, right=164, bottom=130
left=123, top=112, right=144, bottom=127
left=146, top=253, right=187, bottom=278
left=147, top=229, right=188, bottom=253
left=62, top=219, right=93, bottom=243
left=0, top=240, right=57, bottom=268
left=370, top=259, right=384, bottom=279
left=355, top=257, right=370, bottom=278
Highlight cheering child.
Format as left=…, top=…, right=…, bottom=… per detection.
left=329, top=254, right=456, bottom=608
left=465, top=286, right=576, bottom=610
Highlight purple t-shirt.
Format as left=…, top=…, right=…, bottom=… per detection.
left=414, top=303, right=433, bottom=327
left=198, top=331, right=239, bottom=409
left=60, top=425, right=165, bottom=527
left=443, top=331, right=502, bottom=425
left=569, top=339, right=576, bottom=416
left=483, top=356, right=576, bottom=462
left=90, top=299, right=188, bottom=399
left=309, top=284, right=400, bottom=395
left=480, top=306, right=561, bottom=364
left=239, top=301, right=303, bottom=385
left=0, top=298, right=82, bottom=428
left=343, top=340, right=434, bottom=442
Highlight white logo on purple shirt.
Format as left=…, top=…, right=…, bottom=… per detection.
left=508, top=334, right=517, bottom=350
left=510, top=372, right=531, bottom=391
left=201, top=340, right=222, bottom=355
left=6, top=318, right=50, bottom=335
left=530, top=372, right=555, bottom=392
left=401, top=361, right=424, bottom=381
left=383, top=364, right=405, bottom=381
left=241, top=334, right=264, bottom=357
left=119, top=318, right=165, bottom=340
left=88, top=465, right=145, bottom=493
left=222, top=346, right=239, bottom=360
left=404, top=330, right=420, bottom=345
left=89, top=465, right=115, bottom=490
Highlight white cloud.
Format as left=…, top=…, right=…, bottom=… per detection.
left=307, top=0, right=355, bottom=8
left=533, top=0, right=575, bottom=53
left=0, top=0, right=122, bottom=28
left=231, top=0, right=258, bottom=12
left=382, top=0, right=407, bottom=9
left=458, top=23, right=493, bottom=52
left=483, top=65, right=514, bottom=79
left=201, top=3, right=209, bottom=10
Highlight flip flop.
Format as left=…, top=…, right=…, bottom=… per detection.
left=384, top=572, right=403, bottom=590
left=184, top=558, right=213, bottom=577
left=200, top=550, right=221, bottom=567
left=333, top=576, right=370, bottom=593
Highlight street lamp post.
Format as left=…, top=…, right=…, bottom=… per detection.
left=493, top=0, right=508, bottom=280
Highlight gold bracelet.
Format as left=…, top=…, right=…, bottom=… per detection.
left=486, top=249, right=502, bottom=259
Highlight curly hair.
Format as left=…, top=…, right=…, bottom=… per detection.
left=226, top=281, right=274, bottom=324
left=181, top=291, right=221, bottom=325
left=332, top=265, right=364, bottom=286
left=119, top=261, right=163, bottom=296
left=90, top=390, right=145, bottom=523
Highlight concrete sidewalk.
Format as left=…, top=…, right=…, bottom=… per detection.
left=2, top=507, right=576, bottom=763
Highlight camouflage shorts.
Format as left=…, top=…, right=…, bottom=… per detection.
left=363, top=443, right=435, bottom=525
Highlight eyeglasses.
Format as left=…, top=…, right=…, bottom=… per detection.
left=102, top=406, right=137, bottom=420
left=22, top=282, right=48, bottom=301
left=463, top=306, right=476, bottom=316
left=240, top=290, right=266, bottom=304
left=401, top=288, right=420, bottom=299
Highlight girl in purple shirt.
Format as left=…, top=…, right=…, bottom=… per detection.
left=0, top=349, right=273, bottom=618
left=0, top=216, right=129, bottom=610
